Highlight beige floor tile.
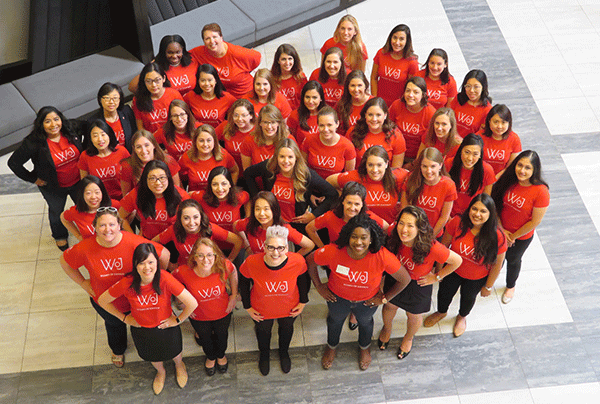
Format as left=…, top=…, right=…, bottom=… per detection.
left=22, top=308, right=97, bottom=372
left=30, top=259, right=90, bottom=313
left=0, top=261, right=35, bottom=315
left=0, top=313, right=28, bottom=374
left=93, top=313, right=143, bottom=366
left=0, top=193, right=46, bottom=217
left=0, top=214, right=42, bottom=264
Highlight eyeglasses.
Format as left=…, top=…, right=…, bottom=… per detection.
left=148, top=176, right=169, bottom=183
left=97, top=206, right=118, bottom=213
left=195, top=253, right=216, bottom=260
left=171, top=112, right=187, bottom=120
left=233, top=113, right=250, bottom=119
left=145, top=77, right=164, bottom=85
left=464, top=84, right=482, bottom=91
left=265, top=245, right=287, bottom=253
left=101, top=96, right=120, bottom=103
left=261, top=121, right=278, bottom=127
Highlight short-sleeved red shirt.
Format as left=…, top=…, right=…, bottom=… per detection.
left=499, top=183, right=550, bottom=240
left=373, top=50, right=419, bottom=107
left=78, top=146, right=130, bottom=199
left=301, top=133, right=356, bottom=179
left=246, top=92, right=292, bottom=120
left=183, top=91, right=236, bottom=128
left=313, top=210, right=386, bottom=243
left=216, top=122, right=254, bottom=168
left=395, top=240, right=450, bottom=280
left=157, top=222, right=230, bottom=265
left=479, top=130, right=522, bottom=174
left=287, top=110, right=318, bottom=146
left=416, top=70, right=458, bottom=111
left=154, top=122, right=199, bottom=161
left=278, top=75, right=307, bottom=110
left=132, top=88, right=183, bottom=133
left=309, top=69, right=344, bottom=107
left=47, top=135, right=80, bottom=187
left=403, top=176, right=457, bottom=235
left=388, top=101, right=436, bottom=159
left=320, top=37, right=368, bottom=71
left=178, top=150, right=237, bottom=192
left=165, top=60, right=199, bottom=96
left=450, top=98, right=492, bottom=138
left=349, top=128, right=407, bottom=165
left=444, top=157, right=496, bottom=217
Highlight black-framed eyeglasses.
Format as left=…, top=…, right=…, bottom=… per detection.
left=265, top=245, right=287, bottom=253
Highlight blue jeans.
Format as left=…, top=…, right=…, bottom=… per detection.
left=38, top=183, right=78, bottom=240
left=326, top=294, right=378, bottom=349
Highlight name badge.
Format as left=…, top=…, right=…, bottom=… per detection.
left=335, top=265, right=350, bottom=276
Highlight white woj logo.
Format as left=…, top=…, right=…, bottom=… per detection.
left=256, top=239, right=265, bottom=251
left=85, top=225, right=96, bottom=235
left=155, top=210, right=168, bottom=221
left=383, top=66, right=402, bottom=80
left=218, top=67, right=230, bottom=77
left=506, top=192, right=525, bottom=209
left=324, top=88, right=343, bottom=99
left=198, top=285, right=221, bottom=298
left=55, top=147, right=77, bottom=163
left=399, top=255, right=415, bottom=272
left=417, top=195, right=437, bottom=208
left=196, top=169, right=210, bottom=182
left=316, top=155, right=337, bottom=168
left=100, top=257, right=123, bottom=271
left=348, top=271, right=368, bottom=284
left=232, top=141, right=242, bottom=152
left=273, top=186, right=292, bottom=199
left=150, top=108, right=168, bottom=120
left=174, top=142, right=192, bottom=152
left=212, top=211, right=233, bottom=222
left=460, top=179, right=469, bottom=191
left=170, top=75, right=190, bottom=87
left=457, top=112, right=474, bottom=126
left=265, top=281, right=288, bottom=293
left=282, top=87, right=295, bottom=97
left=459, top=242, right=475, bottom=257
left=183, top=243, right=194, bottom=254
left=401, top=122, right=420, bottom=135
left=367, top=190, right=391, bottom=202
left=486, top=149, right=505, bottom=160
left=137, top=292, right=159, bottom=305
left=96, top=165, right=117, bottom=178
left=428, top=89, right=442, bottom=100
left=199, top=109, right=219, bottom=120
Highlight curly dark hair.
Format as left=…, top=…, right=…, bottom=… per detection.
left=336, top=214, right=385, bottom=254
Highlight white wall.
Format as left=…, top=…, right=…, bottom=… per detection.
left=0, top=0, right=30, bottom=65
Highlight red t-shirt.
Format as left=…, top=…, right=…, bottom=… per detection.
left=78, top=146, right=130, bottom=199
left=239, top=252, right=307, bottom=319
left=320, top=37, right=368, bottom=71
left=388, top=101, right=435, bottom=159
left=287, top=110, right=318, bottom=146
left=120, top=186, right=190, bottom=239
left=373, top=49, right=419, bottom=107
left=158, top=223, right=230, bottom=265
left=108, top=270, right=185, bottom=328
left=246, top=92, right=292, bottom=119
left=165, top=60, right=199, bottom=96
left=216, top=122, right=253, bottom=169
left=271, top=175, right=296, bottom=222
left=395, top=240, right=450, bottom=280
left=422, top=134, right=461, bottom=159
left=62, top=199, right=121, bottom=239
left=445, top=216, right=507, bottom=280
left=313, top=210, right=386, bottom=243
left=309, top=69, right=344, bottom=107
left=341, top=100, right=372, bottom=132
left=301, top=133, right=356, bottom=179
left=337, top=169, right=407, bottom=223
left=132, top=88, right=183, bottom=133
left=240, top=135, right=277, bottom=166
left=106, top=119, right=125, bottom=147
left=47, top=135, right=80, bottom=187
left=444, top=158, right=496, bottom=217
left=172, top=260, right=235, bottom=321
left=450, top=98, right=492, bottom=138
left=349, top=128, right=407, bottom=165
left=183, top=91, right=236, bottom=128
left=62, top=232, right=165, bottom=311
left=234, top=218, right=304, bottom=254
left=403, top=176, right=457, bottom=235
left=500, top=183, right=550, bottom=240
left=154, top=122, right=200, bottom=161
left=479, top=130, right=522, bottom=174
left=192, top=190, right=250, bottom=232
left=178, top=150, right=237, bottom=192
left=278, top=75, right=307, bottom=110
left=190, top=43, right=261, bottom=98
left=416, top=70, right=458, bottom=111
left=119, top=156, right=180, bottom=191
left=314, top=244, right=401, bottom=301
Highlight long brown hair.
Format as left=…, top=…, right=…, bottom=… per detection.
left=122, top=130, right=168, bottom=181
left=404, top=147, right=449, bottom=205
left=222, top=99, right=255, bottom=141
left=187, top=124, right=223, bottom=162
left=266, top=138, right=310, bottom=202
left=163, top=99, right=197, bottom=144
left=422, top=108, right=461, bottom=155
left=357, top=145, right=397, bottom=195
left=252, top=105, right=288, bottom=147
left=252, top=68, right=278, bottom=104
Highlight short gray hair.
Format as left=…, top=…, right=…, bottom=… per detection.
left=265, top=225, right=289, bottom=242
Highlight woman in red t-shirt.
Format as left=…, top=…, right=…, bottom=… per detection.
left=480, top=104, right=522, bottom=178
left=173, top=237, right=238, bottom=376
left=154, top=100, right=198, bottom=161
left=234, top=191, right=314, bottom=256
left=287, top=80, right=326, bottom=145
left=321, top=15, right=368, bottom=72
left=308, top=215, right=411, bottom=370
left=301, top=106, right=356, bottom=179
left=61, top=208, right=169, bottom=369
left=98, top=243, right=197, bottom=394
left=310, top=47, right=347, bottom=108
left=216, top=99, right=256, bottom=169
left=79, top=120, right=130, bottom=199
left=416, top=48, right=458, bottom=110
left=119, top=160, right=190, bottom=239
left=240, top=105, right=290, bottom=170
left=348, top=97, right=406, bottom=168
left=424, top=194, right=507, bottom=337
left=271, top=44, right=307, bottom=111
left=246, top=68, right=292, bottom=120
left=179, top=124, right=239, bottom=191
left=446, top=133, right=495, bottom=217
left=378, top=206, right=462, bottom=357
left=90, top=82, right=137, bottom=151
left=371, top=24, right=419, bottom=108
left=239, top=225, right=309, bottom=375
left=183, top=64, right=236, bottom=128
left=132, top=62, right=184, bottom=132
left=450, top=69, right=492, bottom=138
left=336, top=70, right=373, bottom=134
left=61, top=175, right=117, bottom=241
left=389, top=77, right=436, bottom=163
left=154, top=199, right=242, bottom=269
left=402, top=147, right=457, bottom=237
left=491, top=151, right=549, bottom=304
left=417, top=107, right=462, bottom=160
left=119, top=130, right=181, bottom=196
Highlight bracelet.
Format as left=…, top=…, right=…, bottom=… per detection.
left=484, top=286, right=492, bottom=291
left=122, top=313, right=128, bottom=322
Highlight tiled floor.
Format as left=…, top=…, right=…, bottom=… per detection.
left=1, top=0, right=599, bottom=402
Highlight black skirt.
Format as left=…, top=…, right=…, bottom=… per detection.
left=130, top=325, right=183, bottom=362
left=384, top=274, right=433, bottom=315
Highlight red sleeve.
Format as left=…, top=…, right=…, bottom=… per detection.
left=210, top=223, right=230, bottom=243
left=275, top=93, right=292, bottom=119
left=391, top=129, right=407, bottom=154
left=119, top=189, right=137, bottom=213
left=158, top=226, right=176, bottom=245
left=445, top=216, right=460, bottom=237
left=444, top=178, right=458, bottom=202
left=408, top=58, right=419, bottom=75
left=309, top=69, right=320, bottom=81
left=447, top=75, right=458, bottom=98
left=534, top=186, right=550, bottom=208
left=229, top=43, right=261, bottom=72
left=234, top=217, right=249, bottom=233
left=483, top=162, right=496, bottom=187
left=313, top=211, right=331, bottom=231
left=77, top=152, right=89, bottom=171
left=162, top=270, right=186, bottom=297
left=238, top=191, right=250, bottom=205
left=286, top=224, right=305, bottom=245
left=108, top=276, right=131, bottom=299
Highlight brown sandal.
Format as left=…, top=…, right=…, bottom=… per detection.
left=359, top=347, right=371, bottom=370
left=321, top=346, right=336, bottom=370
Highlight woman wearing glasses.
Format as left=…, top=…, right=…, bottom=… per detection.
left=239, top=225, right=309, bottom=375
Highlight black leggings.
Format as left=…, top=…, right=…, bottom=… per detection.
left=190, top=313, right=232, bottom=360
left=505, top=236, right=533, bottom=289
left=436, top=272, right=487, bottom=317
left=254, top=316, right=296, bottom=358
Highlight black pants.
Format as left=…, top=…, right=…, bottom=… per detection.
left=190, top=313, right=232, bottom=360
left=436, top=272, right=487, bottom=317
left=505, top=236, right=533, bottom=289
left=38, top=183, right=77, bottom=240
left=254, top=316, right=296, bottom=358
left=91, top=298, right=127, bottom=355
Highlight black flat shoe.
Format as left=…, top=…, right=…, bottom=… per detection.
left=377, top=338, right=389, bottom=350
left=348, top=321, right=358, bottom=331
left=280, top=354, right=291, bottom=374
left=216, top=361, right=228, bottom=374
left=259, top=357, right=270, bottom=376
left=397, top=347, right=411, bottom=360
left=205, top=364, right=216, bottom=376
left=56, top=240, right=69, bottom=251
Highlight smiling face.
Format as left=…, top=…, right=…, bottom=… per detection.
left=404, top=82, right=423, bottom=108
left=137, top=253, right=158, bottom=285
left=318, top=113, right=339, bottom=141
left=489, top=114, right=509, bottom=138
left=254, top=76, right=271, bottom=101
left=134, top=137, right=155, bottom=163
left=181, top=206, right=201, bottom=234
left=43, top=112, right=62, bottom=138
left=193, top=243, right=216, bottom=270
left=211, top=174, right=231, bottom=201
left=199, top=72, right=216, bottom=96
left=434, top=114, right=452, bottom=141
left=260, top=117, right=279, bottom=139
left=203, top=30, right=224, bottom=54
left=277, top=147, right=296, bottom=176
left=196, top=131, right=215, bottom=157
left=233, top=106, right=253, bottom=131
left=144, top=71, right=165, bottom=96
left=166, top=42, right=183, bottom=66
left=366, top=105, right=387, bottom=133
left=95, top=214, right=120, bottom=244
left=469, top=201, right=490, bottom=229
left=366, top=155, right=388, bottom=182
left=421, top=157, right=442, bottom=185
left=304, top=89, right=322, bottom=112
left=254, top=198, right=274, bottom=227
left=324, top=53, right=342, bottom=78
left=464, top=78, right=483, bottom=103
left=390, top=31, right=407, bottom=53
left=264, top=236, right=288, bottom=266
left=147, top=168, right=169, bottom=196
left=170, top=105, right=188, bottom=131
left=90, top=126, right=110, bottom=153
left=338, top=20, right=356, bottom=45
left=461, top=145, right=482, bottom=170
left=515, top=157, right=534, bottom=185
left=342, top=194, right=363, bottom=220
left=427, top=55, right=447, bottom=79
left=348, top=226, right=370, bottom=258
left=83, top=183, right=103, bottom=211
left=100, top=90, right=120, bottom=113
left=349, top=78, right=366, bottom=101
left=396, top=212, right=418, bottom=245
left=278, top=52, right=294, bottom=73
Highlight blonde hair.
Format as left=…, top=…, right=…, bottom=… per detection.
left=188, top=237, right=229, bottom=285
left=253, top=68, right=278, bottom=104
left=333, top=15, right=365, bottom=71
left=188, top=124, right=223, bottom=162
left=404, top=147, right=449, bottom=205
left=423, top=108, right=461, bottom=155
left=266, top=138, right=309, bottom=202
left=253, top=105, right=289, bottom=147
